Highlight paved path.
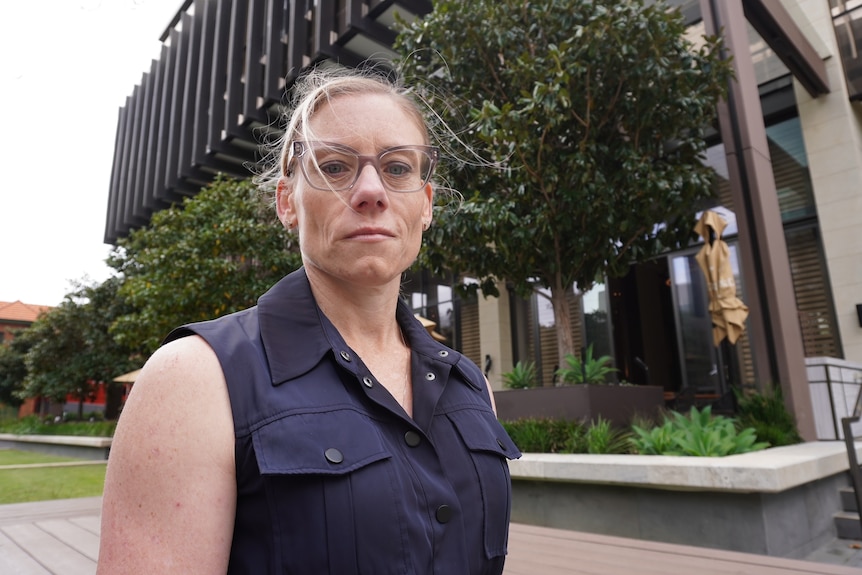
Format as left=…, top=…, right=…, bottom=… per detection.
left=1, top=497, right=861, bottom=574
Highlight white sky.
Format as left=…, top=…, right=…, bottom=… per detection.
left=0, top=0, right=182, bottom=306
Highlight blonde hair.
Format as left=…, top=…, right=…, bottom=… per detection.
left=256, top=66, right=432, bottom=197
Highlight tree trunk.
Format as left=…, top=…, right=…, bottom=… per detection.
left=549, top=276, right=576, bottom=385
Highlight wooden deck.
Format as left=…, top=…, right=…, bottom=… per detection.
left=0, top=497, right=860, bottom=574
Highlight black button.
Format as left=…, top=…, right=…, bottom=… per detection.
left=404, top=430, right=422, bottom=447
left=436, top=504, right=453, bottom=524
left=496, top=438, right=506, bottom=451
left=324, top=448, right=344, bottom=464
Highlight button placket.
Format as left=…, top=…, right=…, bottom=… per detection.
left=404, top=430, right=422, bottom=447
left=435, top=504, right=453, bottom=524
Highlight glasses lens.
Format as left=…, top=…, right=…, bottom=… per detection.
left=300, top=146, right=358, bottom=191
left=378, top=148, right=434, bottom=192
left=298, top=144, right=435, bottom=193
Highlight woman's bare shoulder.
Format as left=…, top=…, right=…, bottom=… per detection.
left=97, top=335, right=236, bottom=574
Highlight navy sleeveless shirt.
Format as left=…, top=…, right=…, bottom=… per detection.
left=165, top=268, right=521, bottom=574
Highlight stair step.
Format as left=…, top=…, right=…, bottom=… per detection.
left=834, top=511, right=862, bottom=540
left=841, top=487, right=859, bottom=512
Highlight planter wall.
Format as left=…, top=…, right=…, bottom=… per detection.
left=494, top=384, right=664, bottom=426
left=508, top=442, right=862, bottom=559
left=0, top=434, right=111, bottom=460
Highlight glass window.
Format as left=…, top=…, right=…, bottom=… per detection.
left=401, top=270, right=475, bottom=361
left=830, top=0, right=862, bottom=99
left=582, top=283, right=613, bottom=363
left=701, top=116, right=814, bottom=224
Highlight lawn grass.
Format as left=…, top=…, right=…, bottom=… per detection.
left=0, top=449, right=83, bottom=466
left=0, top=449, right=106, bottom=504
left=0, top=464, right=106, bottom=504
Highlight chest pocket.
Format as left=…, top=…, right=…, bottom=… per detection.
left=253, top=408, right=391, bottom=474
left=446, top=408, right=521, bottom=561
left=251, top=408, right=407, bottom=575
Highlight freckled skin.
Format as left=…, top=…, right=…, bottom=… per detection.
left=97, top=336, right=236, bottom=574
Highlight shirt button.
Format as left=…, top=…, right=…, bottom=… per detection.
left=497, top=438, right=507, bottom=451
left=438, top=350, right=449, bottom=357
left=425, top=372, right=436, bottom=381
left=340, top=350, right=351, bottom=362
left=404, top=430, right=421, bottom=447
left=324, top=448, right=344, bottom=464
left=435, top=504, right=453, bottom=524
left=362, top=376, right=373, bottom=388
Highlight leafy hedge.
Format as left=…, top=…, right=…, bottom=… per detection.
left=0, top=415, right=116, bottom=437
left=503, top=405, right=784, bottom=457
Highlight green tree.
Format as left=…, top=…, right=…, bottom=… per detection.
left=0, top=329, right=34, bottom=408
left=109, top=176, right=301, bottom=354
left=20, top=277, right=138, bottom=419
left=396, top=0, right=731, bottom=361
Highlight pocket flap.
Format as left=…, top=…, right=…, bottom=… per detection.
left=253, top=409, right=392, bottom=475
left=447, top=409, right=521, bottom=460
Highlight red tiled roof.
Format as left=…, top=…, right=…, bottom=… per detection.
left=0, top=300, right=53, bottom=323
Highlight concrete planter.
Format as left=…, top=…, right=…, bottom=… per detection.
left=493, top=384, right=665, bottom=426
left=508, top=442, right=861, bottom=560
left=0, top=434, right=112, bottom=460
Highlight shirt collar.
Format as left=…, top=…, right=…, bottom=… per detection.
left=258, top=267, right=471, bottom=387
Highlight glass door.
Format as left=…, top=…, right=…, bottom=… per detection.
left=669, top=248, right=739, bottom=396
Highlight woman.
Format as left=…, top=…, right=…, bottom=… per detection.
left=97, top=68, right=520, bottom=574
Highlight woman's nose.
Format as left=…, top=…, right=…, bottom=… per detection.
left=349, top=164, right=389, bottom=209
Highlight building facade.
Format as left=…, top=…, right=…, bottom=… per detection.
left=104, top=0, right=862, bottom=439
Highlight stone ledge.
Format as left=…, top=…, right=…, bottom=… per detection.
left=0, top=433, right=112, bottom=448
left=0, top=433, right=112, bottom=460
left=509, top=440, right=862, bottom=493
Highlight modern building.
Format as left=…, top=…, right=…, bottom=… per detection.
left=104, top=0, right=862, bottom=440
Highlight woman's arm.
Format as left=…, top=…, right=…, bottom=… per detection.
left=97, top=335, right=236, bottom=574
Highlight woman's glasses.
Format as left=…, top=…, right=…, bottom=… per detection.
left=292, top=141, right=438, bottom=193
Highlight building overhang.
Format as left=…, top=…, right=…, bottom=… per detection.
left=742, top=0, right=830, bottom=97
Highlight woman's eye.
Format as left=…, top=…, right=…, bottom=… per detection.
left=320, top=162, right=350, bottom=177
left=384, top=162, right=411, bottom=177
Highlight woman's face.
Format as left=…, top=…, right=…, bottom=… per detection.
left=277, top=93, right=433, bottom=290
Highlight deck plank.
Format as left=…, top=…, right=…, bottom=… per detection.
left=506, top=523, right=862, bottom=575
left=0, top=523, right=95, bottom=575
left=69, top=515, right=100, bottom=535
left=36, top=519, right=100, bottom=562
left=0, top=528, right=50, bottom=575
left=0, top=496, right=860, bottom=574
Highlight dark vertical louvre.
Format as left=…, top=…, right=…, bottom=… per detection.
left=105, top=0, right=436, bottom=243
left=144, top=47, right=169, bottom=211
left=122, top=83, right=145, bottom=228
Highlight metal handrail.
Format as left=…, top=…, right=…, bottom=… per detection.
left=841, top=386, right=862, bottom=529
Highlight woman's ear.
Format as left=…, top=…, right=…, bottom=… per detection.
left=421, top=182, right=433, bottom=225
left=276, top=177, right=297, bottom=230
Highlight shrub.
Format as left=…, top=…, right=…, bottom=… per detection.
left=500, top=418, right=631, bottom=454
left=734, top=385, right=802, bottom=447
left=556, top=344, right=617, bottom=385
left=501, top=418, right=580, bottom=453
left=584, top=417, right=632, bottom=454
left=502, top=361, right=538, bottom=389
left=630, top=406, right=768, bottom=457
left=0, top=416, right=116, bottom=437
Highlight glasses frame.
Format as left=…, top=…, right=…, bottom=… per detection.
left=291, top=141, right=439, bottom=194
